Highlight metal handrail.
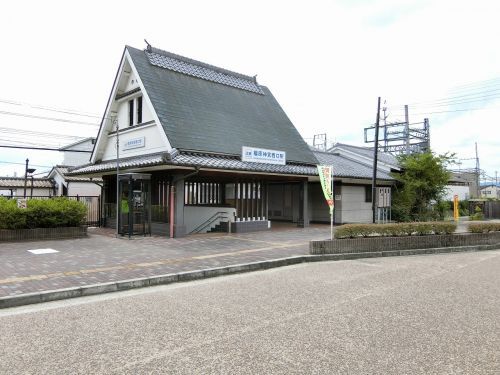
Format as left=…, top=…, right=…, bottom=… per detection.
left=190, top=211, right=229, bottom=234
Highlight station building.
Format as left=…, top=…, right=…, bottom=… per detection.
left=69, top=43, right=395, bottom=236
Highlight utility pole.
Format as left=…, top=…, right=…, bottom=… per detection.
left=404, top=104, right=410, bottom=154
left=372, top=97, right=381, bottom=224
left=475, top=142, right=480, bottom=197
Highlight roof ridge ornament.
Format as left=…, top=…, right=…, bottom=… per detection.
left=142, top=45, right=264, bottom=94
left=144, top=39, right=152, bottom=53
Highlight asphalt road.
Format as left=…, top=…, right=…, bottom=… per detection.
left=1, top=250, right=499, bottom=374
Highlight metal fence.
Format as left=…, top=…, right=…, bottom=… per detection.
left=470, top=200, right=500, bottom=219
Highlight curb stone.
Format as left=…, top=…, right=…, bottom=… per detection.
left=1, top=244, right=499, bottom=309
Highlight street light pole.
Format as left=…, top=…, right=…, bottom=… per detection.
left=23, top=158, right=29, bottom=198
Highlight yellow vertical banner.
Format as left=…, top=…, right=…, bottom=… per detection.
left=317, top=165, right=333, bottom=214
left=453, top=194, right=459, bottom=221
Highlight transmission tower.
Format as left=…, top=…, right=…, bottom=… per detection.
left=364, top=104, right=430, bottom=155
left=313, top=133, right=327, bottom=151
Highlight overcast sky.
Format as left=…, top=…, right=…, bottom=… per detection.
left=0, top=0, right=499, bottom=180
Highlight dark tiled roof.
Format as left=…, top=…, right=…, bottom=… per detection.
left=127, top=46, right=317, bottom=164
left=69, top=151, right=318, bottom=176
left=70, top=149, right=395, bottom=181
left=0, top=177, right=54, bottom=188
left=314, top=151, right=394, bottom=180
left=329, top=143, right=398, bottom=167
left=52, top=166, right=103, bottom=182
left=146, top=48, right=264, bottom=95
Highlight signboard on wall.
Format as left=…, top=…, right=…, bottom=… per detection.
left=242, top=146, right=286, bottom=165
left=17, top=198, right=27, bottom=209
left=123, top=137, right=145, bottom=151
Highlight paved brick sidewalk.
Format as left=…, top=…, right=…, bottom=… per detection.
left=0, top=224, right=331, bottom=298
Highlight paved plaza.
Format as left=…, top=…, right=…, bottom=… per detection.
left=1, top=250, right=499, bottom=374
left=0, top=224, right=331, bottom=298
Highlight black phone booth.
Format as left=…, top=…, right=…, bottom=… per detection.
left=118, top=173, right=151, bottom=237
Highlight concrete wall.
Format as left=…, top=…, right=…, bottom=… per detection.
left=12, top=187, right=53, bottom=197
left=67, top=182, right=101, bottom=197
left=339, top=185, right=372, bottom=224
left=184, top=206, right=237, bottom=234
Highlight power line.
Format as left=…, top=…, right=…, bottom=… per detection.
left=449, top=77, right=500, bottom=91
left=387, top=88, right=500, bottom=110
left=0, top=160, right=53, bottom=168
left=0, top=138, right=65, bottom=148
left=0, top=127, right=85, bottom=141
left=0, top=98, right=104, bottom=119
left=0, top=110, right=100, bottom=126
left=0, top=145, right=92, bottom=153
left=408, top=105, right=500, bottom=116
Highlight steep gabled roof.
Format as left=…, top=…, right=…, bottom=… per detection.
left=126, top=45, right=317, bottom=164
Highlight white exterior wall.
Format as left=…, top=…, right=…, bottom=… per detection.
left=102, top=123, right=167, bottom=161
left=63, top=139, right=94, bottom=166
left=480, top=186, right=500, bottom=199
left=444, top=185, right=470, bottom=201
left=116, top=95, right=154, bottom=131
left=67, top=182, right=101, bottom=197
left=52, top=173, right=66, bottom=196
left=184, top=206, right=236, bottom=234
left=12, top=187, right=53, bottom=197
left=340, top=185, right=372, bottom=223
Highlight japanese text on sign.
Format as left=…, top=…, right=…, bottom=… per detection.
left=242, top=146, right=286, bottom=165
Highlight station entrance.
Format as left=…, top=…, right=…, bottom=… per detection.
left=117, top=173, right=152, bottom=237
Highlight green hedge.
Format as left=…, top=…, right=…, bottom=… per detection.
left=0, top=197, right=87, bottom=229
left=468, top=222, right=500, bottom=233
left=334, top=222, right=457, bottom=239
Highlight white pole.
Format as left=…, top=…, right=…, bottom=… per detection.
left=115, top=119, right=119, bottom=238
left=330, top=167, right=334, bottom=240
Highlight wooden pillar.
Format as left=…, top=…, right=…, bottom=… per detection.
left=235, top=182, right=239, bottom=220
left=297, top=180, right=310, bottom=228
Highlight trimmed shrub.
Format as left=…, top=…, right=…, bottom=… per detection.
left=468, top=222, right=500, bottom=233
left=334, top=222, right=457, bottom=239
left=0, top=197, right=86, bottom=229
left=0, top=198, right=27, bottom=229
left=470, top=206, right=484, bottom=221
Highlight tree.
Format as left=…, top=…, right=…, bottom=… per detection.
left=391, top=152, right=454, bottom=222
